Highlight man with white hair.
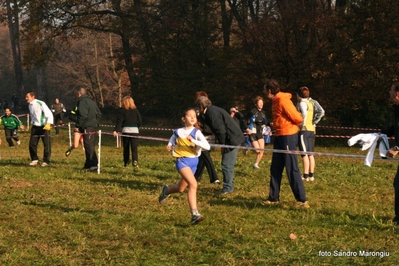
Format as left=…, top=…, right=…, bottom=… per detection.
left=196, top=97, right=245, bottom=194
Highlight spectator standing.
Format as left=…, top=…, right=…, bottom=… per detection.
left=11, top=94, right=19, bottom=113
left=51, top=98, right=66, bottom=135
left=25, top=91, right=53, bottom=166
left=262, top=79, right=309, bottom=208
left=230, top=106, right=252, bottom=155
left=382, top=82, right=399, bottom=225
left=113, top=96, right=142, bottom=171
left=296, top=86, right=325, bottom=181
left=245, top=96, right=269, bottom=169
left=230, top=106, right=247, bottom=131
left=194, top=91, right=219, bottom=184
left=196, top=96, right=245, bottom=194
left=0, top=107, right=25, bottom=147
left=74, top=88, right=102, bottom=171
left=3, top=100, right=9, bottom=110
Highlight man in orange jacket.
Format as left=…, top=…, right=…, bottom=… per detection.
left=262, top=79, right=309, bottom=208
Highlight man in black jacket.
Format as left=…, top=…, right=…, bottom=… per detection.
left=75, top=88, right=102, bottom=171
left=196, top=96, right=245, bottom=194
left=383, top=81, right=399, bottom=225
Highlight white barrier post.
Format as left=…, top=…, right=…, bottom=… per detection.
left=98, top=130, right=101, bottom=174
left=68, top=123, right=72, bottom=147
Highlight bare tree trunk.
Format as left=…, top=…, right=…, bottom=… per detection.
left=94, top=38, right=104, bottom=108
left=112, top=0, right=139, bottom=94
left=220, top=0, right=232, bottom=47
left=35, top=67, right=47, bottom=101
left=109, top=34, right=122, bottom=108
left=6, top=0, right=24, bottom=96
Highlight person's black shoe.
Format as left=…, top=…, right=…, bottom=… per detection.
left=65, top=147, right=73, bottom=157
left=82, top=166, right=98, bottom=172
left=393, top=217, right=399, bottom=225
left=215, top=189, right=232, bottom=196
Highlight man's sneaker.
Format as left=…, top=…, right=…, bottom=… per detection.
left=133, top=160, right=139, bottom=171
left=29, top=160, right=39, bottom=166
left=211, top=179, right=220, bottom=184
left=191, top=214, right=204, bottom=225
left=253, top=163, right=260, bottom=169
left=296, top=201, right=310, bottom=209
left=158, top=185, right=169, bottom=203
left=65, top=147, right=72, bottom=157
left=41, top=162, right=49, bottom=167
left=308, top=177, right=314, bottom=181
left=17, top=140, right=21, bottom=145
left=10, top=146, right=15, bottom=148
left=216, top=189, right=232, bottom=196
left=261, top=199, right=280, bottom=205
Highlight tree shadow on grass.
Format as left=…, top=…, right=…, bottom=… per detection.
left=20, top=201, right=103, bottom=215
left=204, top=192, right=399, bottom=231
left=316, top=208, right=399, bottom=231
left=0, top=160, right=31, bottom=167
left=66, top=174, right=162, bottom=192
left=206, top=194, right=263, bottom=209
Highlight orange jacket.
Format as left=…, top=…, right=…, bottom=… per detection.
left=271, top=92, right=303, bottom=136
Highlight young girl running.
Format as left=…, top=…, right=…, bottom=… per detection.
left=158, top=108, right=210, bottom=225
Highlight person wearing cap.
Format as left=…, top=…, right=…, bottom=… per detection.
left=245, top=96, right=269, bottom=169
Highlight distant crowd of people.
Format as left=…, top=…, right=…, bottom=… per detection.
left=0, top=93, right=20, bottom=114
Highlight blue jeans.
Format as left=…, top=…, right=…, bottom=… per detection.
left=221, top=148, right=239, bottom=192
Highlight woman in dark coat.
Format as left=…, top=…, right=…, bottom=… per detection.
left=113, top=96, right=142, bottom=170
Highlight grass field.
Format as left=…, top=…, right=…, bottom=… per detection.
left=0, top=127, right=398, bottom=265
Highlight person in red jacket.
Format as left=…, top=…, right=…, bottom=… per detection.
left=262, top=79, right=309, bottom=208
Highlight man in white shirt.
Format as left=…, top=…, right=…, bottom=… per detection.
left=25, top=91, right=54, bottom=166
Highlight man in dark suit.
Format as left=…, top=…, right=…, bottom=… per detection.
left=196, top=96, right=245, bottom=194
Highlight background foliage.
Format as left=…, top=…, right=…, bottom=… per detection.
left=0, top=0, right=398, bottom=125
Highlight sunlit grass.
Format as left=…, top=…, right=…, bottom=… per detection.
left=0, top=128, right=398, bottom=265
